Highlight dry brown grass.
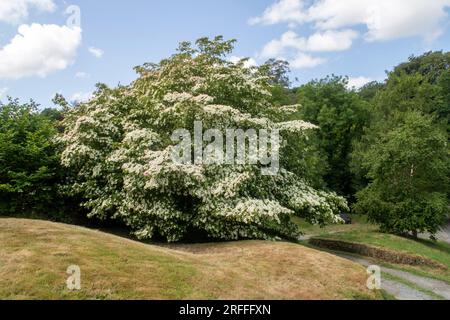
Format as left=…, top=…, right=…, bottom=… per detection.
left=0, top=218, right=381, bottom=300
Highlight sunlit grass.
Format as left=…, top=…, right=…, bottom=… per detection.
left=0, top=218, right=381, bottom=300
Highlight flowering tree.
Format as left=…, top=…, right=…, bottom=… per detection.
left=59, top=37, right=347, bottom=242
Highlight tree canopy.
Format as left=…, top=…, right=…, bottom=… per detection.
left=58, top=37, right=346, bottom=242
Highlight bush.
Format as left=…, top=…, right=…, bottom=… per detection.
left=0, top=99, right=66, bottom=219
left=59, top=37, right=347, bottom=242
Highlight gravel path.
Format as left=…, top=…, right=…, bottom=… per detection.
left=381, top=279, right=434, bottom=300
left=337, top=254, right=449, bottom=300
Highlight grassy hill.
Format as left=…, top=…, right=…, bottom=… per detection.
left=0, top=218, right=380, bottom=300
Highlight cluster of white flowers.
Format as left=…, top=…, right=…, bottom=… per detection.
left=208, top=171, right=253, bottom=199
left=163, top=92, right=194, bottom=103
left=123, top=129, right=160, bottom=145
left=202, top=105, right=272, bottom=129
left=277, top=120, right=319, bottom=133
left=143, top=147, right=205, bottom=191
left=228, top=199, right=293, bottom=224
left=59, top=38, right=347, bottom=242
left=203, top=104, right=240, bottom=117
left=279, top=104, right=301, bottom=114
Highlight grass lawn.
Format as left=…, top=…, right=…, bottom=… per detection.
left=293, top=214, right=377, bottom=236
left=302, top=216, right=450, bottom=284
left=0, top=218, right=381, bottom=300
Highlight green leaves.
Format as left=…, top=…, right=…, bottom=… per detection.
left=297, top=75, right=370, bottom=197
left=353, top=68, right=450, bottom=237
left=0, top=99, right=63, bottom=217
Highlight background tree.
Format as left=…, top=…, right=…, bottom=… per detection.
left=358, top=81, right=385, bottom=102
left=259, top=59, right=327, bottom=188
left=262, top=59, right=298, bottom=106
left=391, top=51, right=450, bottom=84
left=297, top=76, right=370, bottom=198
left=352, top=51, right=450, bottom=237
left=354, top=111, right=449, bottom=238
left=263, top=58, right=291, bottom=88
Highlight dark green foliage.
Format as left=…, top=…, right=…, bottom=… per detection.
left=391, top=51, right=450, bottom=84
left=358, top=81, right=385, bottom=102
left=263, top=59, right=298, bottom=107
left=372, top=72, right=445, bottom=118
left=297, top=76, right=370, bottom=197
left=270, top=85, right=298, bottom=106
left=353, top=51, right=450, bottom=237
left=438, top=69, right=450, bottom=134
left=0, top=99, right=67, bottom=220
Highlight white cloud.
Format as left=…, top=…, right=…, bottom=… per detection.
left=0, top=24, right=82, bottom=79
left=347, top=76, right=373, bottom=89
left=249, top=0, right=306, bottom=26
left=75, top=71, right=90, bottom=79
left=260, top=31, right=300, bottom=58
left=305, top=29, right=358, bottom=51
left=290, top=53, right=325, bottom=69
left=70, top=91, right=92, bottom=103
left=261, top=30, right=358, bottom=58
left=252, top=0, right=450, bottom=42
left=253, top=0, right=450, bottom=69
left=0, top=87, right=8, bottom=99
left=89, top=47, right=104, bottom=58
left=259, top=30, right=359, bottom=69
left=310, top=0, right=450, bottom=42
left=0, top=0, right=55, bottom=25
left=228, top=56, right=258, bottom=68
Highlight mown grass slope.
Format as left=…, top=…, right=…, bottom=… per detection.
left=0, top=218, right=380, bottom=300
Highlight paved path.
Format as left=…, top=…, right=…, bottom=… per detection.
left=381, top=279, right=434, bottom=300
left=301, top=220, right=450, bottom=299
left=337, top=254, right=450, bottom=300
left=435, top=220, right=450, bottom=244
left=420, top=220, right=450, bottom=244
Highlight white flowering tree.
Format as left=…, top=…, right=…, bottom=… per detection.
left=59, top=37, right=347, bottom=242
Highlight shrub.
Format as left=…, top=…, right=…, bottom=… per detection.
left=0, top=99, right=64, bottom=219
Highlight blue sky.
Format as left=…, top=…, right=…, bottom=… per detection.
left=0, top=0, right=449, bottom=108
